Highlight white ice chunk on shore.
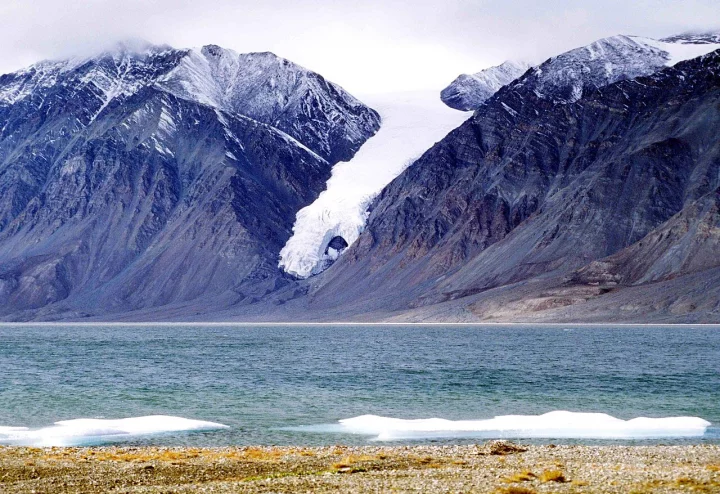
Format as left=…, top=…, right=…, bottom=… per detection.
left=279, top=90, right=471, bottom=278
left=292, top=411, right=711, bottom=441
left=0, top=415, right=229, bottom=447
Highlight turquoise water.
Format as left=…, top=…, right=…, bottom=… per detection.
left=0, top=324, right=718, bottom=446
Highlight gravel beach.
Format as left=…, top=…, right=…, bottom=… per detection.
left=1, top=442, right=719, bottom=493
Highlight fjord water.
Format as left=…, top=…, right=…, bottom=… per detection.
left=0, top=324, right=718, bottom=446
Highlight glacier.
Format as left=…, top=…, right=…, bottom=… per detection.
left=278, top=91, right=471, bottom=278
left=642, top=35, right=720, bottom=66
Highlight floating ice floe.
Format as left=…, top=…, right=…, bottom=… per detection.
left=287, top=411, right=711, bottom=441
left=0, top=415, right=229, bottom=447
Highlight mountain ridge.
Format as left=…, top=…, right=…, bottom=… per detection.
left=440, top=32, right=720, bottom=112
left=0, top=37, right=718, bottom=322
left=0, top=42, right=380, bottom=320
left=440, top=60, right=530, bottom=111
left=299, top=48, right=720, bottom=322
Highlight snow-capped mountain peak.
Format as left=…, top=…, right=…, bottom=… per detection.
left=0, top=41, right=380, bottom=317
left=156, top=46, right=309, bottom=114
left=513, top=33, right=720, bottom=104
left=441, top=60, right=530, bottom=111
left=0, top=40, right=181, bottom=107
left=441, top=32, right=720, bottom=111
left=0, top=42, right=379, bottom=163
left=660, top=31, right=720, bottom=45
left=154, top=46, right=377, bottom=162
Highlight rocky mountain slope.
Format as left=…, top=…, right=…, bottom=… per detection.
left=440, top=61, right=530, bottom=111
left=522, top=34, right=720, bottom=104
left=0, top=42, right=379, bottom=320
left=441, top=33, right=720, bottom=112
left=304, top=49, right=720, bottom=322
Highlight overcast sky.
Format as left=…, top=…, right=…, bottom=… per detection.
left=1, top=0, right=719, bottom=94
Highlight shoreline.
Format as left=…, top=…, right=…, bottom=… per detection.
left=2, top=322, right=720, bottom=326
left=1, top=442, right=718, bottom=493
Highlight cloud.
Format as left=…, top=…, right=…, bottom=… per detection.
left=0, top=0, right=718, bottom=94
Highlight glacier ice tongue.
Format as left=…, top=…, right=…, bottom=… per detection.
left=279, top=91, right=471, bottom=278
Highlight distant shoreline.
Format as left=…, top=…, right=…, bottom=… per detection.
left=2, top=321, right=720, bottom=326
left=1, top=443, right=718, bottom=493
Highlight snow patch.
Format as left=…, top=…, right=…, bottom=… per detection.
left=60, top=157, right=85, bottom=176
left=441, top=60, right=531, bottom=111
left=638, top=36, right=720, bottom=66
left=464, top=60, right=530, bottom=94
left=501, top=102, right=519, bottom=117
left=288, top=411, right=711, bottom=441
left=157, top=105, right=176, bottom=134
left=0, top=415, right=228, bottom=447
left=279, top=91, right=471, bottom=278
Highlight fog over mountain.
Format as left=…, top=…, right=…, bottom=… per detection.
left=1, top=0, right=719, bottom=94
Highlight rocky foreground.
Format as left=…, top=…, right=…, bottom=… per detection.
left=0, top=442, right=719, bottom=493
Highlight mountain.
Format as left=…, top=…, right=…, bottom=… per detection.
left=1, top=35, right=718, bottom=323
left=441, top=34, right=720, bottom=111
left=155, top=45, right=377, bottom=163
left=571, top=189, right=720, bottom=288
left=661, top=32, right=720, bottom=45
left=303, top=49, right=720, bottom=323
left=282, top=32, right=719, bottom=284
left=524, top=34, right=720, bottom=104
left=440, top=61, right=530, bottom=111
left=0, top=42, right=379, bottom=320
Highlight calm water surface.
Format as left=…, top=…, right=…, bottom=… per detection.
left=0, top=324, right=718, bottom=445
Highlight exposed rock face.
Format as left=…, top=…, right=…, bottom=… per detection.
left=570, top=189, right=720, bottom=287
left=440, top=61, right=530, bottom=111
left=0, top=43, right=379, bottom=319
left=309, top=50, right=720, bottom=321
